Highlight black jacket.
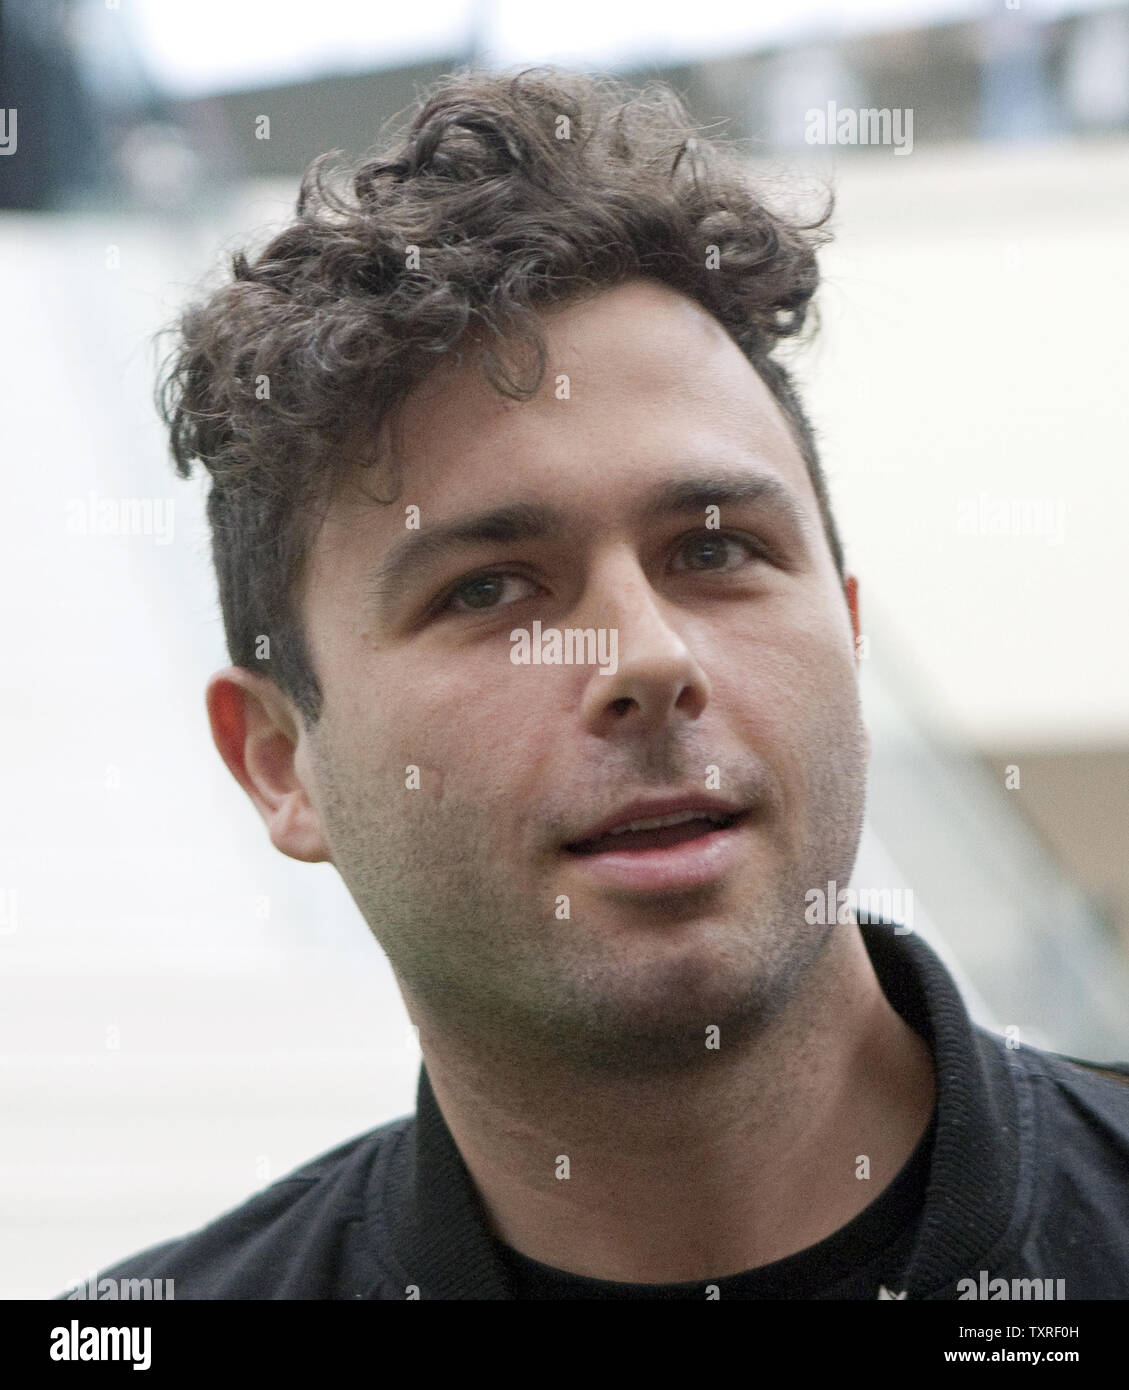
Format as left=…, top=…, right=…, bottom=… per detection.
left=64, top=923, right=1129, bottom=1299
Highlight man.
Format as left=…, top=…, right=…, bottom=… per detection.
left=67, top=67, right=1129, bottom=1300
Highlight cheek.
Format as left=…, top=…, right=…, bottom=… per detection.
left=366, top=652, right=560, bottom=808
left=713, top=603, right=861, bottom=779
left=717, top=595, right=854, bottom=707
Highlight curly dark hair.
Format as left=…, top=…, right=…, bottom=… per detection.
left=158, top=65, right=840, bottom=728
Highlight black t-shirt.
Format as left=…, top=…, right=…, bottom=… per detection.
left=495, top=1110, right=937, bottom=1299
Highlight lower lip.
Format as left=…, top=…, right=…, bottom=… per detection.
left=562, top=818, right=750, bottom=894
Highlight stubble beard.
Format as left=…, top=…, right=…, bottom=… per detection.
left=307, top=706, right=869, bottom=1083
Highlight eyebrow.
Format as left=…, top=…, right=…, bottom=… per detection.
left=364, top=471, right=811, bottom=612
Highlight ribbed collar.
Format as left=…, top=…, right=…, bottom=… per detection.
left=383, top=922, right=1021, bottom=1298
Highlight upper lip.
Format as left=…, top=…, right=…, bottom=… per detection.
left=563, top=794, right=748, bottom=849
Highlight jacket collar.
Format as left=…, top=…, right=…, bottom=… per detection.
left=383, top=922, right=1021, bottom=1298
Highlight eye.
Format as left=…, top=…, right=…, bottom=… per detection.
left=437, top=570, right=538, bottom=615
left=432, top=533, right=769, bottom=619
left=671, top=532, right=769, bottom=573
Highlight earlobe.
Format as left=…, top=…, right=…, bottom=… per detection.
left=844, top=573, right=862, bottom=654
left=205, top=667, right=332, bottom=864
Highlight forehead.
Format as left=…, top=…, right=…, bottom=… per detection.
left=309, top=279, right=818, bottom=582
left=407, top=281, right=801, bottom=479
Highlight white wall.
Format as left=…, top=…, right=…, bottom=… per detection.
left=793, top=137, right=1129, bottom=747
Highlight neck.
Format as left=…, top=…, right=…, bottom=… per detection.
left=414, top=925, right=935, bottom=1283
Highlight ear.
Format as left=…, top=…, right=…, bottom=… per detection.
left=844, top=574, right=872, bottom=763
left=205, top=666, right=331, bottom=864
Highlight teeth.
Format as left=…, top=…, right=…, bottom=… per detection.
left=606, top=810, right=728, bottom=836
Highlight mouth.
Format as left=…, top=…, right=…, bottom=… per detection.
left=563, top=810, right=746, bottom=856
left=561, top=810, right=752, bottom=895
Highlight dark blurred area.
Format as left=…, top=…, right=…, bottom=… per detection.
left=0, top=0, right=202, bottom=210
left=0, top=0, right=106, bottom=208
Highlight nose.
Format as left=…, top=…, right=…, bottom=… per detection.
left=575, top=550, right=711, bottom=737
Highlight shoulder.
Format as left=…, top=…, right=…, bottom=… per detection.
left=954, top=1027, right=1129, bottom=1296
left=57, top=1111, right=415, bottom=1301
left=1008, top=1033, right=1129, bottom=1130
left=981, top=1022, right=1129, bottom=1135
left=980, top=1026, right=1129, bottom=1228
left=974, top=1019, right=1129, bottom=1098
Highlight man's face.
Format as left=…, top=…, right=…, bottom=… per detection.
left=295, top=279, right=869, bottom=1072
